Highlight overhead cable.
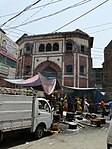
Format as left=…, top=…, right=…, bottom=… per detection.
left=83, top=21, right=112, bottom=30
left=4, top=0, right=91, bottom=30
left=20, top=0, right=55, bottom=26
left=0, top=0, right=41, bottom=28
left=53, top=0, right=109, bottom=33
left=89, top=27, right=112, bottom=34
left=0, top=0, right=63, bottom=19
left=5, top=0, right=54, bottom=36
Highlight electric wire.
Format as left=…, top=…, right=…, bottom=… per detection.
left=18, top=0, right=91, bottom=30
left=0, top=0, right=41, bottom=28
left=53, top=0, right=109, bottom=32
left=2, top=0, right=61, bottom=28
left=0, top=0, right=63, bottom=19
left=4, top=0, right=91, bottom=30
left=88, top=27, right=112, bottom=34
left=7, top=0, right=55, bottom=35
left=20, top=0, right=54, bottom=26
left=0, top=0, right=64, bottom=38
left=82, top=21, right=112, bottom=30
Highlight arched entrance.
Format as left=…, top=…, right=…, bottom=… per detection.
left=42, top=66, right=57, bottom=77
left=34, top=60, right=62, bottom=86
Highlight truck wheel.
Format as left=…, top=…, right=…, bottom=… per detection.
left=35, top=125, right=45, bottom=139
left=0, top=132, right=3, bottom=144
left=107, top=143, right=111, bottom=149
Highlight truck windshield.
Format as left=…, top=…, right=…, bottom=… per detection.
left=39, top=100, right=50, bottom=113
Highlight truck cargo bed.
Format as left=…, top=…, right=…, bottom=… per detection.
left=0, top=95, right=33, bottom=132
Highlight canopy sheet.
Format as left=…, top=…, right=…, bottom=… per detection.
left=63, top=86, right=105, bottom=102
left=63, top=86, right=96, bottom=91
left=4, top=73, right=57, bottom=95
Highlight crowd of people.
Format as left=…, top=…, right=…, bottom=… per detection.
left=57, top=96, right=90, bottom=118
left=56, top=95, right=112, bottom=120
left=48, top=93, right=112, bottom=120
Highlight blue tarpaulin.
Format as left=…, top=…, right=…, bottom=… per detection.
left=94, top=90, right=105, bottom=102
left=63, top=86, right=105, bottom=102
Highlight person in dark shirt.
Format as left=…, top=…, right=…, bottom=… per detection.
left=58, top=99, right=64, bottom=118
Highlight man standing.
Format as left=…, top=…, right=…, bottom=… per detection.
left=58, top=98, right=64, bottom=118
left=100, top=100, right=106, bottom=118
left=84, top=98, right=89, bottom=113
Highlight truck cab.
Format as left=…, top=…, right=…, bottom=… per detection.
left=32, top=98, right=53, bottom=139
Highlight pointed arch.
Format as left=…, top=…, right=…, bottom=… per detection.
left=34, top=60, right=62, bottom=85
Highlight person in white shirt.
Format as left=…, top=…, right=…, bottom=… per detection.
left=84, top=98, right=89, bottom=113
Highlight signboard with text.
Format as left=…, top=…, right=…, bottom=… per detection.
left=0, top=63, right=9, bottom=75
left=0, top=32, right=18, bottom=59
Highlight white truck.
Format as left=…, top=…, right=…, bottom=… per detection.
left=0, top=94, right=53, bottom=142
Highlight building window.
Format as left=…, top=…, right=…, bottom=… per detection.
left=81, top=45, right=84, bottom=53
left=17, top=64, right=21, bottom=76
left=66, top=41, right=73, bottom=51
left=80, top=65, right=86, bottom=75
left=20, top=49, right=22, bottom=56
left=53, top=42, right=59, bottom=51
left=66, top=65, right=73, bottom=75
left=25, top=65, right=31, bottom=75
left=46, top=43, right=52, bottom=52
left=25, top=43, right=33, bottom=53
left=39, top=44, right=45, bottom=52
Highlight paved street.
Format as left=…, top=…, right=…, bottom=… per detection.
left=0, top=116, right=110, bottom=149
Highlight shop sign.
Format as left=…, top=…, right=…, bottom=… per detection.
left=0, top=33, right=18, bottom=59
left=0, top=63, right=9, bottom=75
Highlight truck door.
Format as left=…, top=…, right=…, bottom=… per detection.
left=37, top=99, right=53, bottom=129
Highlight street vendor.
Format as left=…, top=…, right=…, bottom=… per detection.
left=77, top=98, right=82, bottom=112
left=100, top=100, right=106, bottom=118
left=63, top=99, right=68, bottom=111
left=58, top=98, right=64, bottom=118
left=84, top=98, right=89, bottom=113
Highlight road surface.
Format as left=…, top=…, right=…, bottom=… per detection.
left=0, top=118, right=110, bottom=149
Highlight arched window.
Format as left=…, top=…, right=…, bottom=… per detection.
left=80, top=65, right=86, bottom=76
left=66, top=41, right=73, bottom=51
left=25, top=65, right=31, bottom=75
left=39, top=44, right=45, bottom=52
left=66, top=64, right=73, bottom=75
left=53, top=42, right=59, bottom=51
left=81, top=45, right=85, bottom=53
left=46, top=43, right=52, bottom=52
left=20, top=49, right=22, bottom=56
left=25, top=43, right=33, bottom=53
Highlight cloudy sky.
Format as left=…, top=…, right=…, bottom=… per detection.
left=0, top=0, right=111, bottom=68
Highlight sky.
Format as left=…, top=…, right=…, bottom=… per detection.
left=0, top=0, right=111, bottom=68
